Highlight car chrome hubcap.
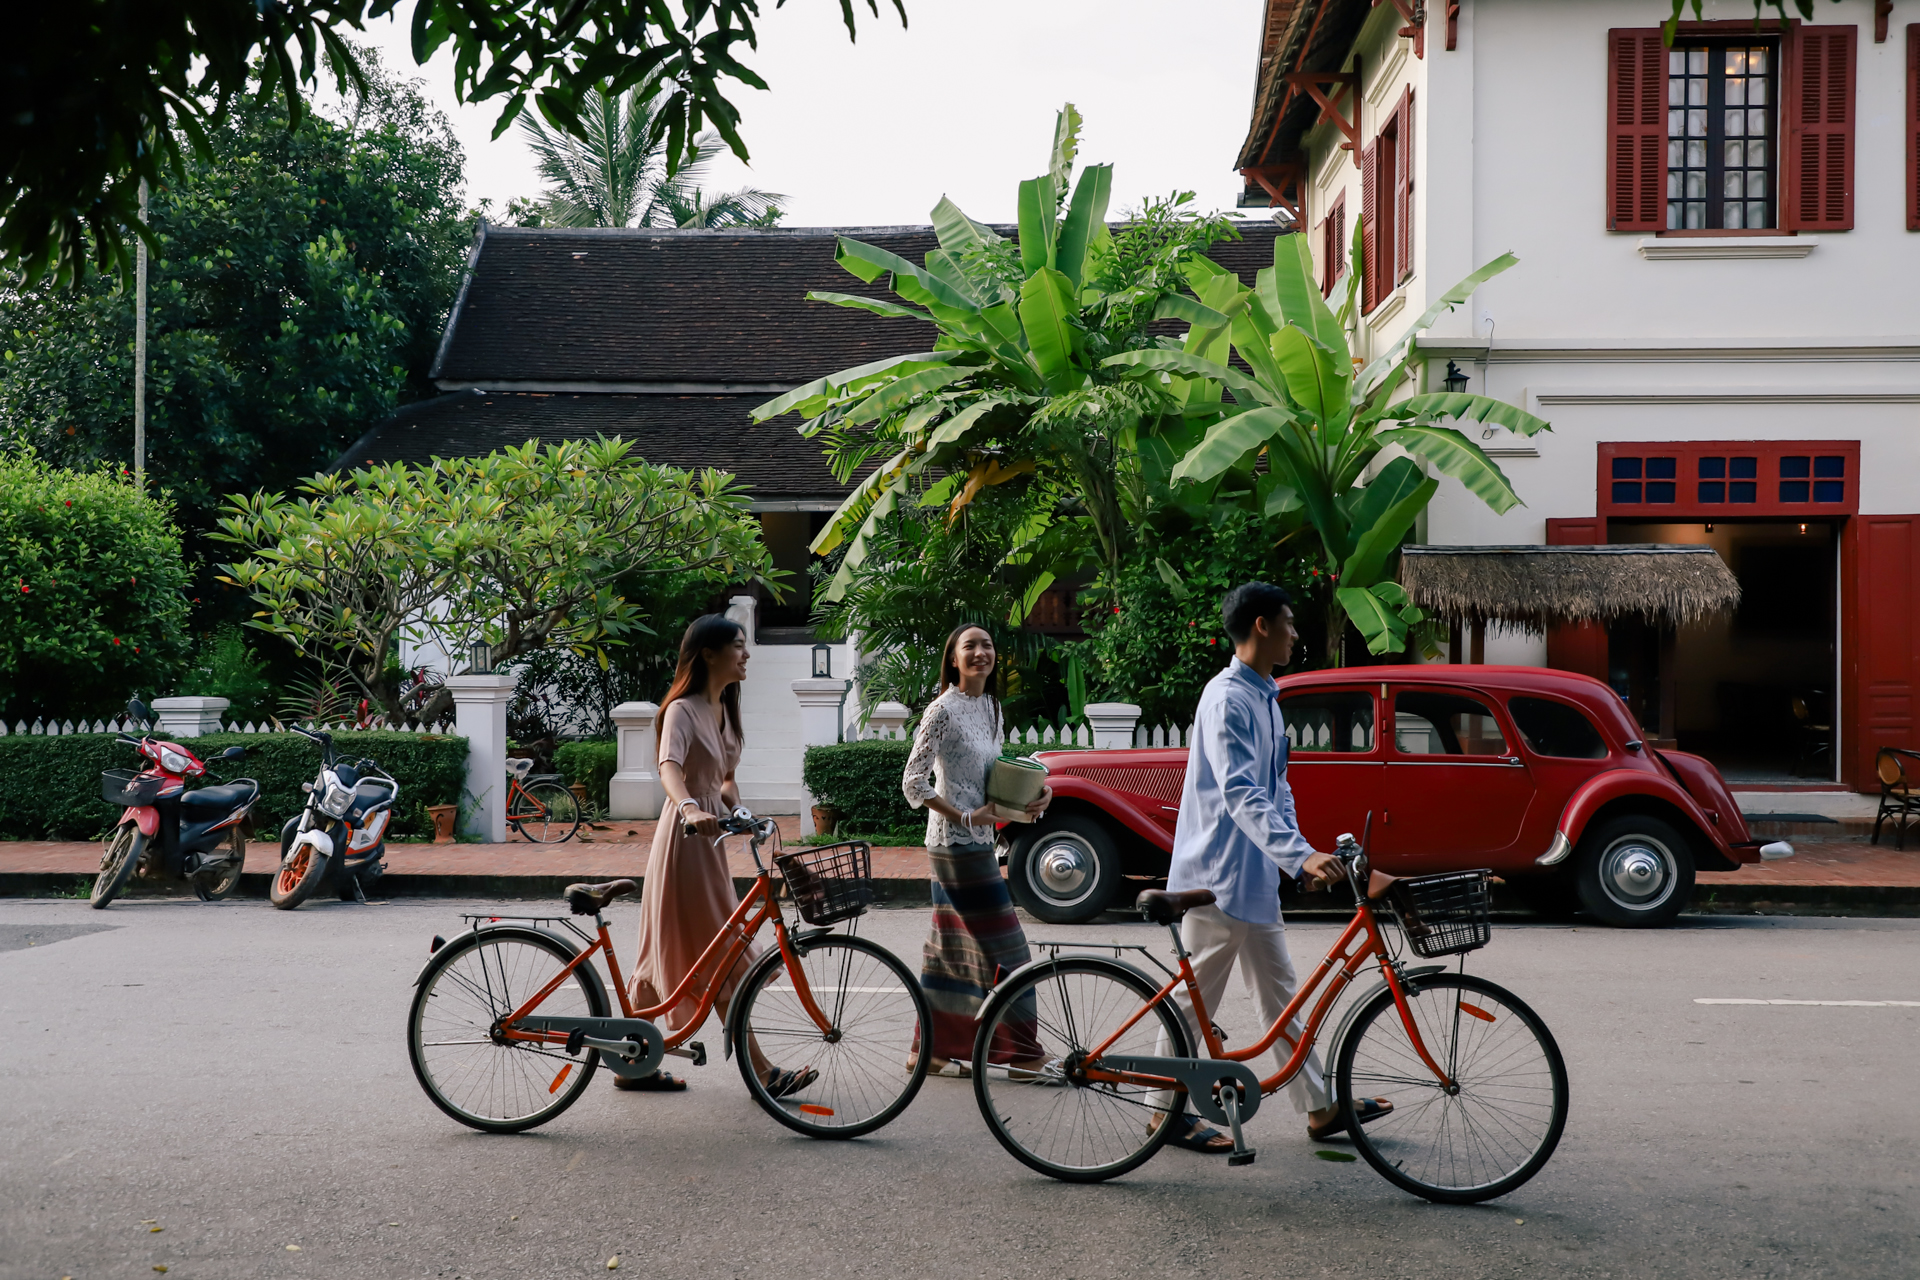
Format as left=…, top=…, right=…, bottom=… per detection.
left=1032, top=837, right=1095, bottom=904
left=1599, top=836, right=1675, bottom=910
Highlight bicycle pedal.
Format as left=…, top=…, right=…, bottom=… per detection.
left=665, top=1041, right=707, bottom=1067
left=565, top=1028, right=586, bottom=1056
left=1228, top=1148, right=1257, bottom=1167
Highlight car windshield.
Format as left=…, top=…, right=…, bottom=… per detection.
left=1393, top=690, right=1509, bottom=756
left=1509, top=696, right=1608, bottom=759
left=1281, top=691, right=1375, bottom=752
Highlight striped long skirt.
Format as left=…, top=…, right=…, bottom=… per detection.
left=920, top=843, right=1042, bottom=1063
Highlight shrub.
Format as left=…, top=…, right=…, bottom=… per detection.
left=0, top=730, right=467, bottom=841
left=0, top=453, right=193, bottom=721
left=802, top=740, right=921, bottom=836
left=176, top=624, right=275, bottom=723
left=554, top=740, right=618, bottom=809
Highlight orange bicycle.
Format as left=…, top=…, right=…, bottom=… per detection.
left=503, top=757, right=581, bottom=843
left=971, top=829, right=1568, bottom=1202
left=407, top=807, right=931, bottom=1138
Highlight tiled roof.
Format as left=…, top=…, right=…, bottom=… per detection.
left=332, top=389, right=851, bottom=502
left=432, top=221, right=1288, bottom=387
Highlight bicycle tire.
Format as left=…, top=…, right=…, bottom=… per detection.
left=408, top=926, right=608, bottom=1133
left=90, top=826, right=142, bottom=909
left=972, top=956, right=1191, bottom=1183
left=1335, top=973, right=1568, bottom=1204
left=510, top=779, right=581, bottom=844
left=732, top=934, right=931, bottom=1139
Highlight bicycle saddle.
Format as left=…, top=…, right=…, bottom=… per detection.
left=1135, top=888, right=1216, bottom=925
left=1366, top=870, right=1400, bottom=900
left=564, top=879, right=639, bottom=915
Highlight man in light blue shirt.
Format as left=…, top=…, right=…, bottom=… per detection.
left=1157, top=582, right=1390, bottom=1153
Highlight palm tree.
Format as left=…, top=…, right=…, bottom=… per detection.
left=518, top=77, right=785, bottom=229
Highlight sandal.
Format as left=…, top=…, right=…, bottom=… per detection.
left=763, top=1066, right=818, bottom=1098
left=612, top=1070, right=687, bottom=1092
left=1004, top=1058, right=1065, bottom=1085
left=1159, top=1114, right=1235, bottom=1154
left=1307, top=1097, right=1393, bottom=1141
left=929, top=1059, right=972, bottom=1079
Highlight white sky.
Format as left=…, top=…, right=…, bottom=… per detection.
left=352, top=0, right=1268, bottom=228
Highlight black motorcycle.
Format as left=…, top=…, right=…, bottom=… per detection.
left=269, top=726, right=399, bottom=910
left=93, top=698, right=259, bottom=908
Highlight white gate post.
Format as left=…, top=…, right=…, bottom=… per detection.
left=792, top=678, right=851, bottom=836
left=150, top=696, right=230, bottom=739
left=608, top=701, right=662, bottom=820
left=725, top=594, right=759, bottom=644
left=1085, top=702, right=1142, bottom=750
left=445, top=671, right=519, bottom=841
left=868, top=701, right=910, bottom=741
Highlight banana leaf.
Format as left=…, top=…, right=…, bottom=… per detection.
left=1375, top=424, right=1524, bottom=514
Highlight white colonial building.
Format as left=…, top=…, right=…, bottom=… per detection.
left=1236, top=0, right=1920, bottom=792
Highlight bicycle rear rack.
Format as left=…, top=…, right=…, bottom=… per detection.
left=461, top=912, right=598, bottom=944
left=1028, top=939, right=1177, bottom=979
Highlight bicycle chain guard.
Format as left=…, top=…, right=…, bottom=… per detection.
left=516, top=1015, right=665, bottom=1079
left=1099, top=1055, right=1265, bottom=1126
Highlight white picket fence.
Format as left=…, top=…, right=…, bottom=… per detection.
left=0, top=716, right=449, bottom=737
left=1134, top=722, right=1195, bottom=748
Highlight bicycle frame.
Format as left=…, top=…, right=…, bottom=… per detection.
left=1081, top=894, right=1456, bottom=1097
left=493, top=840, right=837, bottom=1055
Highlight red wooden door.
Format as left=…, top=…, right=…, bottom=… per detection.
left=1842, top=516, right=1920, bottom=790
left=1545, top=518, right=1609, bottom=680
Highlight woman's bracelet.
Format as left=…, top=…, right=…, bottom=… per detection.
left=677, top=797, right=700, bottom=814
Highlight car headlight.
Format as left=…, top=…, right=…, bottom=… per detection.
left=159, top=748, right=190, bottom=773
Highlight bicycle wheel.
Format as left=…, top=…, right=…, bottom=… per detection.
left=973, top=957, right=1191, bottom=1183
left=1335, top=973, right=1568, bottom=1204
left=90, top=826, right=142, bottom=909
left=408, top=926, right=608, bottom=1133
left=510, top=780, right=581, bottom=844
left=732, top=934, right=930, bottom=1139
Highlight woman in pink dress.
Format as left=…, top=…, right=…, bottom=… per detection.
left=616, top=614, right=815, bottom=1097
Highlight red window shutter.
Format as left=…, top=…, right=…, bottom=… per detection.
left=1395, top=90, right=1415, bottom=281
left=1907, top=25, right=1919, bottom=231
left=1605, top=29, right=1667, bottom=232
left=1785, top=25, right=1856, bottom=231
left=1545, top=519, right=1609, bottom=681
left=1361, top=140, right=1379, bottom=312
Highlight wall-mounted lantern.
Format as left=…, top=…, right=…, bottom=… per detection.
left=811, top=642, right=833, bottom=679
left=1442, top=360, right=1470, bottom=395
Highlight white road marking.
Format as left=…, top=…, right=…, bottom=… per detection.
left=1695, top=998, right=1920, bottom=1007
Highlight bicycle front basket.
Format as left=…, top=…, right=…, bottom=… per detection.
left=773, top=840, right=874, bottom=926
left=101, top=769, right=166, bottom=808
left=1388, top=869, right=1493, bottom=958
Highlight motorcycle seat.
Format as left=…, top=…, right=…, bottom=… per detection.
left=181, top=781, right=258, bottom=812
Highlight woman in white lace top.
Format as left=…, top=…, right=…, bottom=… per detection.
left=900, top=624, right=1052, bottom=1077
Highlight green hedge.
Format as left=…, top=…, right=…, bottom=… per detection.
left=802, top=740, right=922, bottom=835
left=554, top=740, right=617, bottom=810
left=0, top=730, right=468, bottom=841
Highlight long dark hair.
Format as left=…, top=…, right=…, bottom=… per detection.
left=657, top=614, right=745, bottom=762
left=937, top=622, right=1001, bottom=736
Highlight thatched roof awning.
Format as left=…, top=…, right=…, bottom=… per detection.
left=1399, top=544, right=1741, bottom=632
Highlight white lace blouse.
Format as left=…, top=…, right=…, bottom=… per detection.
left=901, top=688, right=1002, bottom=848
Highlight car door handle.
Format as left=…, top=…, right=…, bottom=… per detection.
left=1500, top=756, right=1521, bottom=765
left=1160, top=805, right=1179, bottom=813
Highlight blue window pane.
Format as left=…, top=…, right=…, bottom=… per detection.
left=1780, top=480, right=1809, bottom=502
left=1698, top=482, right=1725, bottom=502
left=1647, top=457, right=1677, bottom=479
left=1780, top=455, right=1810, bottom=478
left=1730, top=481, right=1757, bottom=502
left=1612, top=457, right=1643, bottom=479
left=1699, top=456, right=1727, bottom=479
left=1814, top=480, right=1844, bottom=502
left=1814, top=456, right=1845, bottom=478
left=1612, top=481, right=1643, bottom=503
left=1730, top=457, right=1757, bottom=479
left=1647, top=481, right=1676, bottom=502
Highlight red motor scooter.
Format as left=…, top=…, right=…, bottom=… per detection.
left=92, top=698, right=260, bottom=909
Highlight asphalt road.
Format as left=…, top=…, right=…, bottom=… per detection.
left=2, top=896, right=1915, bottom=1280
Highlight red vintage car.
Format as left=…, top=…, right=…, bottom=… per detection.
left=1003, top=664, right=1794, bottom=928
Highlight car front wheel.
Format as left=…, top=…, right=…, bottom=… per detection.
left=1006, top=814, right=1122, bottom=924
left=1572, top=814, right=1695, bottom=928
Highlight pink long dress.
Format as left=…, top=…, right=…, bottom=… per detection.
left=629, top=698, right=760, bottom=1032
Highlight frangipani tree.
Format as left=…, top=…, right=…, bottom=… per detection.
left=1104, top=230, right=1551, bottom=656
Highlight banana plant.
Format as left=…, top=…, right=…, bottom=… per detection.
left=752, top=105, right=1216, bottom=614
left=1103, top=227, right=1551, bottom=657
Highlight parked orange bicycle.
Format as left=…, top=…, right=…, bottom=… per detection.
left=971, top=827, right=1568, bottom=1202
left=503, top=757, right=581, bottom=843
left=408, top=808, right=931, bottom=1137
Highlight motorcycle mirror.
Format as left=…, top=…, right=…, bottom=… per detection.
left=221, top=746, right=247, bottom=761
left=126, top=698, right=153, bottom=724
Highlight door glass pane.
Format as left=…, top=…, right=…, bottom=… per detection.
left=1509, top=697, right=1607, bottom=759
left=1393, top=692, right=1509, bottom=757
left=1280, top=691, right=1375, bottom=753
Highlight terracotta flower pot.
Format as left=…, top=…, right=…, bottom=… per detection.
left=568, top=782, right=590, bottom=809
left=811, top=805, right=840, bottom=837
left=426, top=804, right=459, bottom=844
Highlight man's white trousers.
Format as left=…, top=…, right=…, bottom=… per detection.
left=1155, top=904, right=1330, bottom=1116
